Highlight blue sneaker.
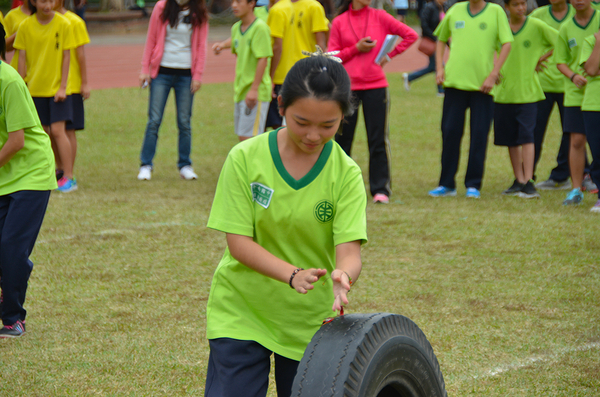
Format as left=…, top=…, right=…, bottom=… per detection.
left=428, top=186, right=457, bottom=197
left=466, top=188, right=480, bottom=199
left=57, top=177, right=78, bottom=193
left=563, top=188, right=583, bottom=205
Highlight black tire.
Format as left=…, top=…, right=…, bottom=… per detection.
left=291, top=313, right=447, bottom=397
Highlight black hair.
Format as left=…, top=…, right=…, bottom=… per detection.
left=280, top=55, right=354, bottom=117
left=162, top=0, right=208, bottom=29
left=0, top=24, right=5, bottom=60
left=316, top=0, right=335, bottom=19
left=28, top=0, right=37, bottom=14
left=336, top=0, right=352, bottom=17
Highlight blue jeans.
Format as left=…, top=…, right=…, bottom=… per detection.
left=407, top=54, right=444, bottom=93
left=140, top=73, right=194, bottom=169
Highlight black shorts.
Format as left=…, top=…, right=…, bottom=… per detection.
left=563, top=106, right=585, bottom=134
left=265, top=84, right=283, bottom=129
left=32, top=96, right=73, bottom=126
left=66, top=94, right=85, bottom=131
left=493, top=102, right=537, bottom=146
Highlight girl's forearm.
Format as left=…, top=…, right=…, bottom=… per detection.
left=6, top=33, right=16, bottom=52
left=335, top=241, right=362, bottom=283
left=251, top=57, right=268, bottom=92
left=61, top=50, right=70, bottom=90
left=557, top=63, right=574, bottom=78
left=226, top=233, right=299, bottom=284
left=435, top=40, right=445, bottom=72
left=18, top=50, right=26, bottom=78
left=0, top=130, right=25, bottom=168
left=491, top=42, right=511, bottom=76
left=584, top=41, right=600, bottom=76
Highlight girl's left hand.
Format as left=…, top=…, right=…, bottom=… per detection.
left=191, top=80, right=202, bottom=94
left=331, top=269, right=351, bottom=313
left=480, top=72, right=498, bottom=94
left=54, top=88, right=67, bottom=102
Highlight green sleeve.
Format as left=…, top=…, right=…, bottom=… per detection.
left=580, top=36, right=595, bottom=66
left=332, top=164, right=368, bottom=246
left=497, top=8, right=514, bottom=45
left=207, top=148, right=256, bottom=237
left=554, top=25, right=570, bottom=64
left=252, top=23, right=274, bottom=59
left=4, top=77, right=40, bottom=133
left=433, top=10, right=451, bottom=42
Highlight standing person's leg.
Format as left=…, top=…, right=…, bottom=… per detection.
left=563, top=106, right=586, bottom=204
left=274, top=354, right=300, bottom=397
left=335, top=91, right=361, bottom=156
left=464, top=91, right=493, bottom=191
left=140, top=74, right=174, bottom=168
left=547, top=95, right=573, bottom=183
left=0, top=190, right=51, bottom=335
left=173, top=75, right=195, bottom=175
left=516, top=102, right=537, bottom=182
left=533, top=94, right=556, bottom=172
left=583, top=111, right=600, bottom=211
left=362, top=87, right=392, bottom=197
left=407, top=54, right=436, bottom=83
left=436, top=88, right=469, bottom=191
left=205, top=338, right=272, bottom=397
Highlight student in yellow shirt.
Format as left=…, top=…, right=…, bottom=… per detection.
left=13, top=0, right=76, bottom=193
left=54, top=0, right=90, bottom=188
left=3, top=0, right=32, bottom=71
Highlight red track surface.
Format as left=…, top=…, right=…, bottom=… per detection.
left=84, top=37, right=429, bottom=90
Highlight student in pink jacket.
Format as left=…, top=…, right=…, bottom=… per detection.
left=138, top=0, right=208, bottom=181
left=329, top=0, right=417, bottom=204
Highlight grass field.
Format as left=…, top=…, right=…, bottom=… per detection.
left=0, top=74, right=599, bottom=396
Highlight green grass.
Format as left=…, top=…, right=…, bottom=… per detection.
left=0, top=74, right=599, bottom=396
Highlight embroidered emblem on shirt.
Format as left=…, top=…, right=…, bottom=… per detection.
left=55, top=33, right=59, bottom=50
left=455, top=21, right=465, bottom=29
left=314, top=200, right=334, bottom=223
left=523, top=40, right=531, bottom=48
left=568, top=38, right=577, bottom=48
left=479, top=22, right=487, bottom=30
left=251, top=182, right=274, bottom=209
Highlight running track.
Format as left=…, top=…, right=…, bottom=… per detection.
left=83, top=30, right=430, bottom=90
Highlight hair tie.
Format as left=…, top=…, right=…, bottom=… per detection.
left=302, top=45, right=342, bottom=64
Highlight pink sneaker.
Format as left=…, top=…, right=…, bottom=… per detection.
left=373, top=193, right=389, bottom=204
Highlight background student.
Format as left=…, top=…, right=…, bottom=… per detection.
left=554, top=0, right=599, bottom=205
left=580, top=30, right=600, bottom=212
left=493, top=0, right=558, bottom=199
left=55, top=0, right=90, bottom=188
left=138, top=0, right=208, bottom=181
left=265, top=0, right=329, bottom=129
left=14, top=0, right=76, bottom=193
left=329, top=0, right=418, bottom=204
left=3, top=0, right=31, bottom=72
left=213, top=0, right=272, bottom=141
left=429, top=0, right=513, bottom=199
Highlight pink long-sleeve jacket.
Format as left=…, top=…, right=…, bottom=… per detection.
left=329, top=4, right=418, bottom=90
left=141, top=0, right=208, bottom=82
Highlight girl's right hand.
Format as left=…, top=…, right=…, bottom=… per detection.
left=572, top=74, right=588, bottom=89
left=291, top=268, right=327, bottom=294
left=140, top=74, right=151, bottom=88
left=436, top=69, right=445, bottom=85
left=356, top=37, right=377, bottom=53
left=212, top=42, right=223, bottom=55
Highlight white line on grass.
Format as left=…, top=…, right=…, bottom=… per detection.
left=37, top=221, right=202, bottom=244
left=473, top=342, right=600, bottom=379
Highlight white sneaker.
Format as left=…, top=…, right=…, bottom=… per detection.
left=179, top=165, right=197, bottom=180
left=403, top=73, right=410, bottom=91
left=137, top=165, right=152, bottom=180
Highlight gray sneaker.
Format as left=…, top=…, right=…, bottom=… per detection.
left=535, top=178, right=571, bottom=190
left=582, top=174, right=598, bottom=193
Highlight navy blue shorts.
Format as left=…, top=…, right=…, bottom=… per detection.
left=563, top=106, right=585, bottom=134
left=205, top=338, right=299, bottom=397
left=32, top=96, right=73, bottom=126
left=493, top=102, right=537, bottom=147
left=66, top=94, right=85, bottom=131
left=265, top=84, right=283, bottom=129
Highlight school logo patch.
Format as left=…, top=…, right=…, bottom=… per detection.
left=314, top=200, right=334, bottom=223
left=455, top=21, right=465, bottom=29
left=568, top=38, right=577, bottom=48
left=233, top=39, right=239, bottom=49
left=479, top=22, right=487, bottom=30
left=523, top=40, right=531, bottom=48
left=251, top=182, right=274, bottom=209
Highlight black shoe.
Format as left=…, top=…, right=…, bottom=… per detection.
left=502, top=180, right=525, bottom=195
left=0, top=320, right=26, bottom=338
left=518, top=181, right=540, bottom=199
